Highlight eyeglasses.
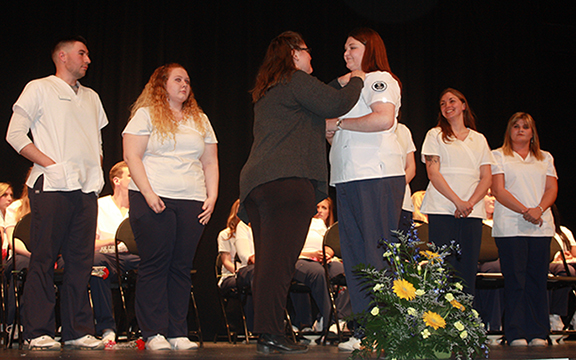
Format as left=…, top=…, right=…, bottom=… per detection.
left=294, top=46, right=311, bottom=54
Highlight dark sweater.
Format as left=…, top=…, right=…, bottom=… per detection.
left=239, top=70, right=363, bottom=222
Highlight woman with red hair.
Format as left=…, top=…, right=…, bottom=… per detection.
left=326, top=28, right=404, bottom=351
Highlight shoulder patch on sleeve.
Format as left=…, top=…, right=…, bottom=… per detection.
left=371, top=81, right=387, bottom=92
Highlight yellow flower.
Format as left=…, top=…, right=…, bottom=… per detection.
left=407, top=307, right=417, bottom=316
left=421, top=329, right=431, bottom=339
left=423, top=311, right=446, bottom=330
left=420, top=250, right=441, bottom=263
left=450, top=299, right=465, bottom=311
left=454, top=321, right=465, bottom=331
left=393, top=279, right=416, bottom=301
left=445, top=293, right=454, bottom=302
left=460, top=330, right=468, bottom=339
left=455, top=282, right=463, bottom=291
left=371, top=306, right=380, bottom=316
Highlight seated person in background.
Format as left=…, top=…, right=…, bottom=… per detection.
left=411, top=190, right=428, bottom=243
left=218, top=200, right=255, bottom=332
left=1, top=183, right=14, bottom=258
left=474, top=189, right=504, bottom=332
left=90, top=161, right=140, bottom=345
left=291, top=198, right=350, bottom=333
left=548, top=205, right=576, bottom=331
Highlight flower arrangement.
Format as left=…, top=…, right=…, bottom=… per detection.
left=352, top=228, right=488, bottom=359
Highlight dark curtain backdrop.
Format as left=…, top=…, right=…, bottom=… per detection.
left=1, top=0, right=575, bottom=338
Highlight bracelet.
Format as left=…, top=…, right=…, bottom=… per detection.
left=537, top=205, right=544, bottom=212
left=336, top=118, right=343, bottom=130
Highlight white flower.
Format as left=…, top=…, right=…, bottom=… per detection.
left=438, top=268, right=444, bottom=273
left=455, top=282, right=463, bottom=291
left=383, top=251, right=393, bottom=257
left=415, top=289, right=425, bottom=296
left=472, top=309, right=479, bottom=318
left=371, top=306, right=380, bottom=316
left=421, top=329, right=431, bottom=339
left=454, top=321, right=465, bottom=331
left=373, top=283, right=384, bottom=292
left=407, top=307, right=417, bottom=316
left=460, top=330, right=468, bottom=339
left=417, top=264, right=422, bottom=272
left=445, top=293, right=455, bottom=302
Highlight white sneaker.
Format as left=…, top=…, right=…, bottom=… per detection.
left=529, top=338, right=548, bottom=347
left=64, top=334, right=105, bottom=350
left=146, top=334, right=171, bottom=350
left=27, top=335, right=62, bottom=351
left=509, top=339, right=528, bottom=346
left=338, top=336, right=362, bottom=352
left=550, top=314, right=565, bottom=331
left=168, top=337, right=198, bottom=350
left=312, top=317, right=323, bottom=332
left=101, top=329, right=116, bottom=344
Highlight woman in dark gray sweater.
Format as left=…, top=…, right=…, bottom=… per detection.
left=239, top=31, right=364, bottom=354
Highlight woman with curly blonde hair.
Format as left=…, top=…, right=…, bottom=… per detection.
left=123, top=63, right=219, bottom=350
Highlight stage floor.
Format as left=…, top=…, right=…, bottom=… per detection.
left=1, top=340, right=576, bottom=359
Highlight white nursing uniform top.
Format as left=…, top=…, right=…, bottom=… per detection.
left=8, top=76, right=108, bottom=193
left=396, top=123, right=416, bottom=212
left=97, top=195, right=129, bottom=253
left=420, top=127, right=494, bottom=219
left=300, top=218, right=328, bottom=259
left=329, top=71, right=404, bottom=185
left=123, top=107, right=217, bottom=201
left=491, top=148, right=557, bottom=237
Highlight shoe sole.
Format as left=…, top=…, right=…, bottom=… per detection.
left=28, top=346, right=61, bottom=351
left=64, top=343, right=105, bottom=350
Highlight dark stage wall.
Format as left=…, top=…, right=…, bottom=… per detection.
left=1, top=0, right=575, bottom=338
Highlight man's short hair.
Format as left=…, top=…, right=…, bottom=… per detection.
left=51, top=35, right=88, bottom=64
left=109, top=161, right=128, bottom=185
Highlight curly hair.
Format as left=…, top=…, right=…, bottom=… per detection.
left=436, top=88, right=477, bottom=143
left=251, top=31, right=305, bottom=103
left=130, top=63, right=205, bottom=143
left=224, top=200, right=241, bottom=240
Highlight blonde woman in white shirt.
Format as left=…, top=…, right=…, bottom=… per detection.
left=123, top=63, right=219, bottom=351
left=421, top=88, right=493, bottom=296
left=492, top=112, right=558, bottom=347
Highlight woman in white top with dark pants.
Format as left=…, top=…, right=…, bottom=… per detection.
left=492, top=112, right=558, bottom=347
left=325, top=28, right=404, bottom=349
left=420, top=88, right=493, bottom=296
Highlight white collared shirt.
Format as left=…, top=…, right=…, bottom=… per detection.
left=7, top=75, right=108, bottom=193
left=491, top=148, right=557, bottom=237
left=329, top=71, right=404, bottom=185
left=420, top=127, right=494, bottom=219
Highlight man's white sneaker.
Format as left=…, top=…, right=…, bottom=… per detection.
left=101, top=329, right=116, bottom=344
left=338, top=336, right=362, bottom=352
left=168, top=337, right=198, bottom=350
left=146, top=334, right=171, bottom=350
left=27, top=335, right=61, bottom=351
left=64, top=334, right=105, bottom=350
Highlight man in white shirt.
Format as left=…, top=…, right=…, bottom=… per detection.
left=90, top=161, right=139, bottom=346
left=6, top=36, right=107, bottom=350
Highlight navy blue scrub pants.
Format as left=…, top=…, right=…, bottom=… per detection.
left=428, top=214, right=482, bottom=295
left=23, top=176, right=97, bottom=342
left=336, top=176, right=405, bottom=317
left=129, top=191, right=204, bottom=340
left=496, top=236, right=551, bottom=342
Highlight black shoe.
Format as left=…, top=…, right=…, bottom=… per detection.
left=257, top=333, right=308, bottom=354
